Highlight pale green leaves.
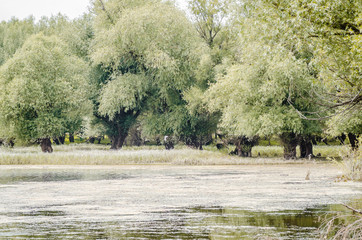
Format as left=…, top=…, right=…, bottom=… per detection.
left=98, top=73, right=148, bottom=120
left=183, top=86, right=206, bottom=115
left=0, top=17, right=36, bottom=66
left=91, top=0, right=203, bottom=92
left=205, top=37, right=316, bottom=137
left=0, top=34, right=91, bottom=140
left=91, top=0, right=209, bottom=136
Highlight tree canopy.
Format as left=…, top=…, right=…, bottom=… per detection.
left=90, top=0, right=209, bottom=149
left=0, top=0, right=360, bottom=155
left=240, top=0, right=361, bottom=133
left=0, top=34, right=91, bottom=151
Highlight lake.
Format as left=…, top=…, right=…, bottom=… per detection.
left=0, top=164, right=361, bottom=239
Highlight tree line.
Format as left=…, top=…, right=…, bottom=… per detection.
left=0, top=0, right=360, bottom=158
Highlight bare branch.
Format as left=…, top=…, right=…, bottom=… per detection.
left=342, top=203, right=362, bottom=215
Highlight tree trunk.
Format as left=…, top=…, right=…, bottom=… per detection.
left=348, top=133, right=359, bottom=150
left=337, top=133, right=346, bottom=145
left=300, top=139, right=313, bottom=158
left=185, top=136, right=196, bottom=149
left=8, top=139, right=14, bottom=148
left=69, top=133, right=75, bottom=143
left=306, top=141, right=313, bottom=158
left=96, top=110, right=140, bottom=150
left=234, top=140, right=243, bottom=157
left=164, top=136, right=174, bottom=150
left=0, top=138, right=15, bottom=148
left=40, top=138, right=53, bottom=153
left=198, top=136, right=203, bottom=150
left=232, top=146, right=252, bottom=157
left=231, top=136, right=255, bottom=157
left=88, top=137, right=95, bottom=144
left=280, top=133, right=298, bottom=160
left=59, top=135, right=65, bottom=144
left=53, top=138, right=60, bottom=145
left=300, top=141, right=306, bottom=158
left=184, top=135, right=205, bottom=150
left=110, top=133, right=127, bottom=150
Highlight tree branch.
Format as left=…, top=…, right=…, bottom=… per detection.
left=342, top=203, right=362, bottom=215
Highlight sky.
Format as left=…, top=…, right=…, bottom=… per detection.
left=0, top=0, right=188, bottom=22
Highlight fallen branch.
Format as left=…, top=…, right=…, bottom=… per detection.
left=342, top=203, right=362, bottom=215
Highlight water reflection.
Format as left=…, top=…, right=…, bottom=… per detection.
left=0, top=169, right=133, bottom=183
left=0, top=204, right=355, bottom=239
left=189, top=207, right=325, bottom=239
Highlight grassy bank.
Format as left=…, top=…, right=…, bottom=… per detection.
left=0, top=144, right=340, bottom=165
left=251, top=145, right=343, bottom=158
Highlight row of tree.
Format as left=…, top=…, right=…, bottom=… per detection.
left=0, top=0, right=360, bottom=158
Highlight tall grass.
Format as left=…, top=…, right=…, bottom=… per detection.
left=252, top=145, right=342, bottom=158
left=0, top=143, right=319, bottom=165
left=320, top=215, right=362, bottom=239
left=319, top=199, right=362, bottom=239
left=203, top=145, right=342, bottom=158
left=334, top=144, right=362, bottom=181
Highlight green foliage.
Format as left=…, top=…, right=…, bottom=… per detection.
left=327, top=110, right=362, bottom=136
left=91, top=0, right=210, bottom=147
left=98, top=73, right=148, bottom=120
left=290, top=0, right=361, bottom=134
left=188, top=0, right=230, bottom=47
left=0, top=0, right=359, bottom=152
left=206, top=42, right=321, bottom=138
left=38, top=13, right=94, bottom=60
left=92, top=0, right=203, bottom=90
left=0, top=17, right=36, bottom=66
left=203, top=0, right=332, bottom=148
left=0, top=34, right=91, bottom=141
left=242, top=0, right=361, bottom=135
left=0, top=14, right=93, bottom=66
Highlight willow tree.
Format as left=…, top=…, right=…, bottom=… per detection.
left=142, top=55, right=218, bottom=150
left=205, top=2, right=324, bottom=159
left=91, top=0, right=207, bottom=149
left=286, top=0, right=361, bottom=117
left=37, top=14, right=95, bottom=142
left=244, top=0, right=361, bottom=148
left=0, top=34, right=91, bottom=152
left=207, top=44, right=324, bottom=158
left=293, top=0, right=362, bottom=147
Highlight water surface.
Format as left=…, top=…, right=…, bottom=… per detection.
left=0, top=165, right=361, bottom=239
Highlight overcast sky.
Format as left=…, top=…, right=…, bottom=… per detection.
left=0, top=0, right=188, bottom=22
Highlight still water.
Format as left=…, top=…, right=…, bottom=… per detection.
left=0, top=165, right=361, bottom=239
